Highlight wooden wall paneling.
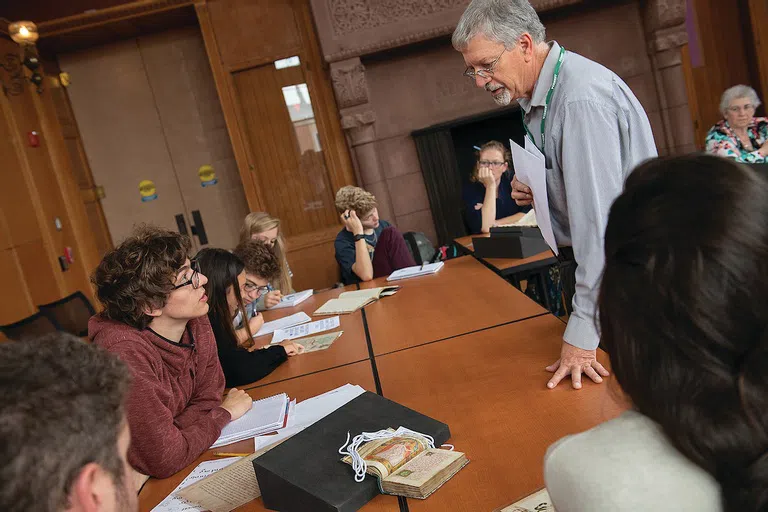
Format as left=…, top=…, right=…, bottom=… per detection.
left=748, top=0, right=768, bottom=106
left=294, top=0, right=356, bottom=192
left=196, top=1, right=265, bottom=212
left=14, top=240, right=62, bottom=306
left=0, top=248, right=36, bottom=325
left=284, top=226, right=342, bottom=290
left=0, top=208, right=11, bottom=252
left=204, top=0, right=302, bottom=70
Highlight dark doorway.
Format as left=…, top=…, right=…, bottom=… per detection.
left=412, top=107, right=526, bottom=245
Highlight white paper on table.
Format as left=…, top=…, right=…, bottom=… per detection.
left=270, top=316, right=341, bottom=344
left=151, top=458, right=240, bottom=512
left=212, top=394, right=287, bottom=448
left=252, top=312, right=311, bottom=338
left=510, top=138, right=559, bottom=255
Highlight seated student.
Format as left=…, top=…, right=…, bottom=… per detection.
left=231, top=239, right=281, bottom=341
left=195, top=247, right=301, bottom=388
left=1, top=333, right=137, bottom=512
left=89, top=226, right=253, bottom=479
left=334, top=185, right=416, bottom=284
left=462, top=140, right=530, bottom=234
left=545, top=155, right=768, bottom=511
left=240, top=212, right=294, bottom=310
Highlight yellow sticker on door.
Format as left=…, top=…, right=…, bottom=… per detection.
left=198, top=165, right=218, bottom=187
left=139, top=180, right=158, bottom=202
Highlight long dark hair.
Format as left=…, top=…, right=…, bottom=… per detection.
left=195, top=248, right=251, bottom=350
left=600, top=155, right=768, bottom=511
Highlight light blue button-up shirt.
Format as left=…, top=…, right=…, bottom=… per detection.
left=518, top=41, right=657, bottom=350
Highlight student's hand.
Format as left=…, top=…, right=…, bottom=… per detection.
left=340, top=209, right=364, bottom=236
left=264, top=290, right=282, bottom=308
left=478, top=167, right=496, bottom=188
left=220, top=388, right=252, bottom=420
left=511, top=176, right=533, bottom=206
left=280, top=341, right=304, bottom=356
left=247, top=312, right=264, bottom=336
left=545, top=342, right=610, bottom=390
left=759, top=140, right=768, bottom=157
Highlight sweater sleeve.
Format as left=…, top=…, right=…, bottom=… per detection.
left=218, top=345, right=288, bottom=388
left=116, top=342, right=231, bottom=478
left=173, top=340, right=230, bottom=431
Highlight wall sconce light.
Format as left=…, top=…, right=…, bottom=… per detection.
left=1, top=21, right=43, bottom=96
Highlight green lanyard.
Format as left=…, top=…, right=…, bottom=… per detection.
left=522, top=46, right=566, bottom=157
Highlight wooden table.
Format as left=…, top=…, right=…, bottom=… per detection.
left=138, top=362, right=401, bottom=512
left=375, top=315, right=626, bottom=511
left=242, top=287, right=370, bottom=390
left=361, top=256, right=547, bottom=355
left=454, top=233, right=557, bottom=278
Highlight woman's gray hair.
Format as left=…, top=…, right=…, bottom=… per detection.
left=452, top=0, right=546, bottom=51
left=720, top=85, right=762, bottom=117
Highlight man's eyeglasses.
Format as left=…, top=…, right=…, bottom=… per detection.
left=172, top=259, right=201, bottom=290
left=463, top=48, right=506, bottom=80
left=478, top=160, right=506, bottom=168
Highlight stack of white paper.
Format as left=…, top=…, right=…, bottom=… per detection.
left=252, top=312, right=311, bottom=338
left=270, top=316, right=341, bottom=344
left=386, top=261, right=444, bottom=281
left=268, top=289, right=314, bottom=310
left=253, top=384, right=366, bottom=450
left=497, top=209, right=537, bottom=227
left=212, top=393, right=288, bottom=448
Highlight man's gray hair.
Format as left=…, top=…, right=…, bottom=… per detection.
left=720, top=85, right=762, bottom=117
left=452, top=0, right=546, bottom=51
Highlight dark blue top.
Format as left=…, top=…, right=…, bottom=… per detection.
left=462, top=172, right=530, bottom=234
left=335, top=220, right=392, bottom=285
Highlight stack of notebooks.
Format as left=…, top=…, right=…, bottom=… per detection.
left=314, top=286, right=399, bottom=315
left=341, top=430, right=468, bottom=499
left=211, top=393, right=289, bottom=448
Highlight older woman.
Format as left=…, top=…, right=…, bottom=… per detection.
left=705, top=85, right=768, bottom=163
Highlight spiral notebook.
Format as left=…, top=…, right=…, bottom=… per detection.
left=212, top=393, right=289, bottom=448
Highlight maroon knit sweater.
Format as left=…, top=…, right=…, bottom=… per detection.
left=89, top=315, right=231, bottom=479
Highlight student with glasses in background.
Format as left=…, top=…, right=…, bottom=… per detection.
left=89, top=226, right=253, bottom=479
left=462, top=140, right=531, bottom=234
left=196, top=246, right=301, bottom=389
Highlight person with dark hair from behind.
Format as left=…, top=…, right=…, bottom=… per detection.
left=545, top=154, right=768, bottom=510
left=334, top=185, right=416, bottom=284
left=0, top=333, right=137, bottom=512
left=196, top=247, right=301, bottom=388
left=89, top=226, right=253, bottom=479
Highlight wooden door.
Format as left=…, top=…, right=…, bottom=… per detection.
left=45, top=59, right=113, bottom=257
left=59, top=39, right=191, bottom=245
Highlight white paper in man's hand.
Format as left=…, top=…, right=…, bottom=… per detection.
left=510, top=138, right=559, bottom=255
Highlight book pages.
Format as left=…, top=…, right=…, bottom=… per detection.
left=382, top=449, right=463, bottom=488
left=497, top=488, right=555, bottom=512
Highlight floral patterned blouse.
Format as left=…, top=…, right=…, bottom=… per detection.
left=705, top=117, right=768, bottom=163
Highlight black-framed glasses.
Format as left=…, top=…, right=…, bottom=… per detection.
left=478, top=160, right=506, bottom=168
left=463, top=47, right=506, bottom=80
left=172, top=259, right=201, bottom=290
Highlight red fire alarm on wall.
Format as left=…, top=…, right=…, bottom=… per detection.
left=28, top=131, right=40, bottom=147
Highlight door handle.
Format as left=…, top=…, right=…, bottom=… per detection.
left=175, top=214, right=190, bottom=236
left=190, top=210, right=209, bottom=246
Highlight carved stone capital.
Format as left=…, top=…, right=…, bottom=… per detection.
left=341, top=110, right=377, bottom=146
left=647, top=23, right=688, bottom=55
left=330, top=58, right=369, bottom=109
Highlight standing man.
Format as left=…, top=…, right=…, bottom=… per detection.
left=453, top=0, right=657, bottom=389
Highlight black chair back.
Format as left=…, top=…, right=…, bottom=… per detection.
left=38, top=291, right=96, bottom=337
left=0, top=312, right=60, bottom=341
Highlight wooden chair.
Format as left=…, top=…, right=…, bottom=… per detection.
left=38, top=291, right=96, bottom=338
left=0, top=312, right=60, bottom=341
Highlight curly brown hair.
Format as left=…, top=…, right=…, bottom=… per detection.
left=233, top=239, right=280, bottom=282
left=92, top=225, right=191, bottom=329
left=334, top=186, right=377, bottom=218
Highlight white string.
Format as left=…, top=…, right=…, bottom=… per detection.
left=338, top=426, right=447, bottom=483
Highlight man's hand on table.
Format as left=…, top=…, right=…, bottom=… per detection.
left=546, top=341, right=609, bottom=389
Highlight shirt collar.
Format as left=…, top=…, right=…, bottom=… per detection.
left=518, top=41, right=560, bottom=114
